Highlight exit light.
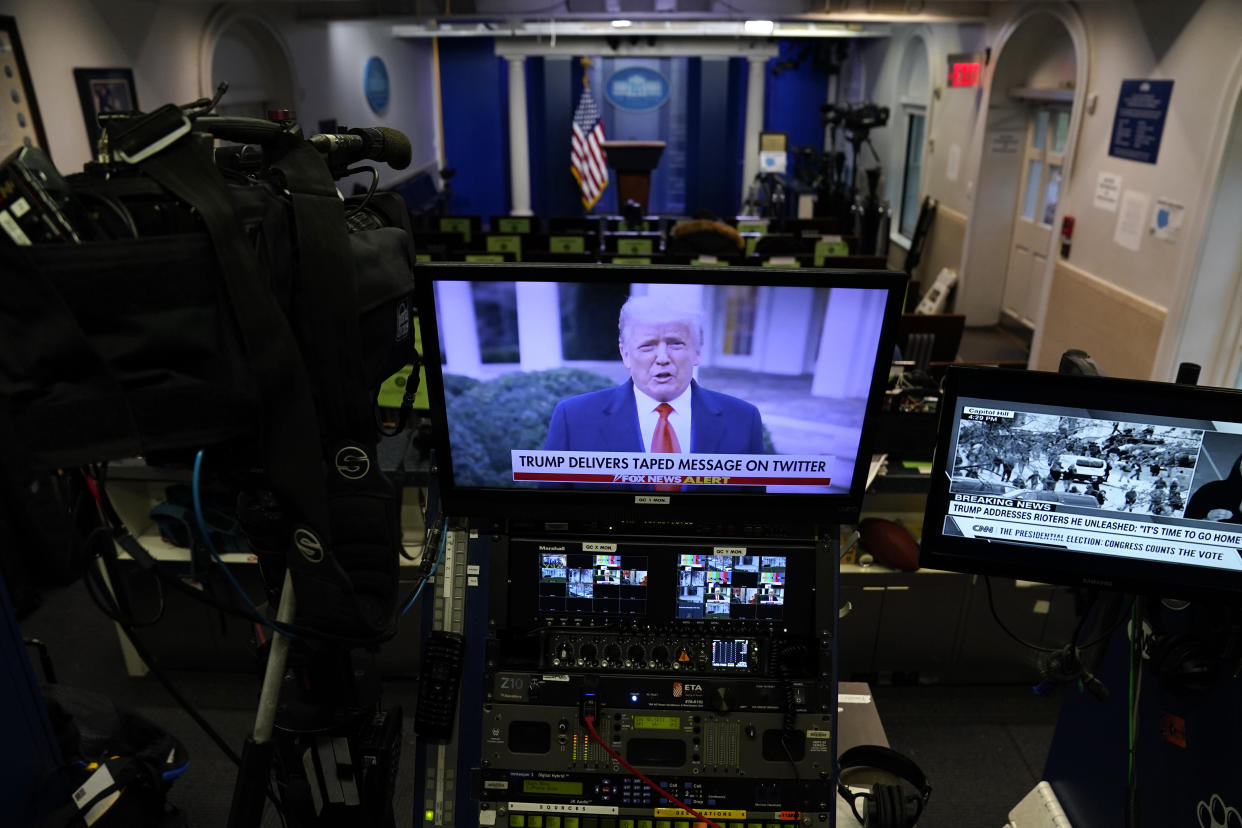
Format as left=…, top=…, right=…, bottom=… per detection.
left=949, top=62, right=981, bottom=87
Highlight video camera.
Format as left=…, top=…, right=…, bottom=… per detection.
left=821, top=102, right=890, bottom=138
left=0, top=86, right=421, bottom=642
left=1, top=85, right=432, bottom=828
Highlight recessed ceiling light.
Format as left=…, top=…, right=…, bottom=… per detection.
left=610, top=19, right=633, bottom=28
left=744, top=19, right=775, bottom=35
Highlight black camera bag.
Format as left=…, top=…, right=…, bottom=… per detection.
left=0, top=124, right=414, bottom=638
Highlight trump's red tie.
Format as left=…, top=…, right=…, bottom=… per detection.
left=652, top=402, right=681, bottom=492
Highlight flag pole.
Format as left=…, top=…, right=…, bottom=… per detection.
left=580, top=56, right=593, bottom=89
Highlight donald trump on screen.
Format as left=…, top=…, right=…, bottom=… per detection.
left=542, top=295, right=765, bottom=457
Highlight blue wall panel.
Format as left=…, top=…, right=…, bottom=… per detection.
left=436, top=44, right=786, bottom=222
left=583, top=57, right=689, bottom=216
left=686, top=57, right=743, bottom=220
left=765, top=40, right=830, bottom=160
left=729, top=57, right=749, bottom=215
left=529, top=57, right=582, bottom=218
left=439, top=38, right=509, bottom=220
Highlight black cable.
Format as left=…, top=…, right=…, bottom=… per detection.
left=1125, top=598, right=1141, bottom=828
left=1069, top=592, right=1095, bottom=647
left=75, top=189, right=139, bottom=238
left=344, top=165, right=380, bottom=219
left=88, top=538, right=288, bottom=820
left=984, top=576, right=1057, bottom=653
left=1078, top=596, right=1137, bottom=651
left=775, top=645, right=803, bottom=784
left=82, top=540, right=165, bottom=629
left=396, top=515, right=447, bottom=615
left=91, top=474, right=402, bottom=647
left=91, top=552, right=241, bottom=766
left=377, top=346, right=423, bottom=438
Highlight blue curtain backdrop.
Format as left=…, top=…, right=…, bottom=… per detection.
left=685, top=57, right=748, bottom=220
left=436, top=40, right=828, bottom=221
left=579, top=57, right=689, bottom=216
left=439, top=38, right=510, bottom=220
left=527, top=56, right=582, bottom=218
left=765, top=40, right=831, bottom=158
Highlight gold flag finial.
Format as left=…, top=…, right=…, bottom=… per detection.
left=580, top=56, right=594, bottom=87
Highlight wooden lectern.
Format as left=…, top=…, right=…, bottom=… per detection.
left=601, top=140, right=665, bottom=213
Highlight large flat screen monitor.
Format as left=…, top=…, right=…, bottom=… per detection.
left=416, top=262, right=906, bottom=523
left=920, top=366, right=1242, bottom=599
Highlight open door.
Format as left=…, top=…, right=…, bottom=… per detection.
left=1003, top=104, right=1069, bottom=327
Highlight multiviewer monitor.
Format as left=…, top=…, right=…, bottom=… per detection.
left=920, top=366, right=1242, bottom=599
left=416, top=262, right=906, bottom=523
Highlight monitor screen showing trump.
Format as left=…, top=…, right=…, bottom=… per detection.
left=418, top=263, right=904, bottom=518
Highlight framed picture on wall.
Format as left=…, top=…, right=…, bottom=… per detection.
left=73, top=67, right=138, bottom=155
left=0, top=15, right=49, bottom=155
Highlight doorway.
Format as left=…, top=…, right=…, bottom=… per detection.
left=1177, top=78, right=1242, bottom=388
left=200, top=9, right=297, bottom=119
left=958, top=8, right=1084, bottom=340
left=1002, top=104, right=1070, bottom=327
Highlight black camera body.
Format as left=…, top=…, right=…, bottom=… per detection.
left=821, top=102, right=891, bottom=135
left=0, top=100, right=418, bottom=640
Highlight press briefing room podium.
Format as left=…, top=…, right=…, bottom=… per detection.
left=601, top=140, right=665, bottom=213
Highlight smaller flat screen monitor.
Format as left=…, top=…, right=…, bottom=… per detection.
left=920, top=366, right=1242, bottom=599
left=416, top=262, right=906, bottom=524
left=501, top=538, right=823, bottom=636
left=675, top=553, right=786, bottom=620
left=537, top=552, right=648, bottom=615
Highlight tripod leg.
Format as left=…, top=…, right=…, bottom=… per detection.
left=227, top=570, right=297, bottom=828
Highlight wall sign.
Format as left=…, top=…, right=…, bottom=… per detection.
left=364, top=56, right=389, bottom=113
left=946, top=52, right=985, bottom=88
left=1113, top=190, right=1149, bottom=252
left=989, top=131, right=1022, bottom=154
left=1150, top=197, right=1184, bottom=242
left=1094, top=172, right=1122, bottom=211
left=604, top=66, right=669, bottom=111
left=1108, top=79, right=1173, bottom=164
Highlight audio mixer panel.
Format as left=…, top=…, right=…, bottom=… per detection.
left=473, top=533, right=839, bottom=827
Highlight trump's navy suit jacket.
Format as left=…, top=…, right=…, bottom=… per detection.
left=543, top=380, right=765, bottom=454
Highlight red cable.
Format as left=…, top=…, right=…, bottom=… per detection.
left=83, top=473, right=102, bottom=508
left=582, top=716, right=723, bottom=828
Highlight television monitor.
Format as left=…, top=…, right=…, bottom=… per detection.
left=499, top=537, right=822, bottom=636
left=416, top=262, right=906, bottom=524
left=920, top=366, right=1242, bottom=599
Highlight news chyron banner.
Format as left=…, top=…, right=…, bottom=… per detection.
left=512, top=450, right=835, bottom=488
left=943, top=403, right=1242, bottom=575
left=947, top=496, right=1242, bottom=573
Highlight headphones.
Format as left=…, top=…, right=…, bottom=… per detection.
left=1147, top=629, right=1228, bottom=695
left=1142, top=599, right=1242, bottom=696
left=836, top=745, right=932, bottom=828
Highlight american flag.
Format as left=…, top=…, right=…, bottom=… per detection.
left=571, top=83, right=609, bottom=209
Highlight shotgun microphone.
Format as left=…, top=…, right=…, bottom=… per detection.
left=309, top=127, right=412, bottom=171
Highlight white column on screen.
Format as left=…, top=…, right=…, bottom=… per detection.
left=759, top=287, right=815, bottom=376
left=516, top=281, right=563, bottom=370
left=436, top=281, right=483, bottom=377
left=812, top=289, right=887, bottom=398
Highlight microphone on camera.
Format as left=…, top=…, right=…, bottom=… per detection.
left=309, top=127, right=412, bottom=171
